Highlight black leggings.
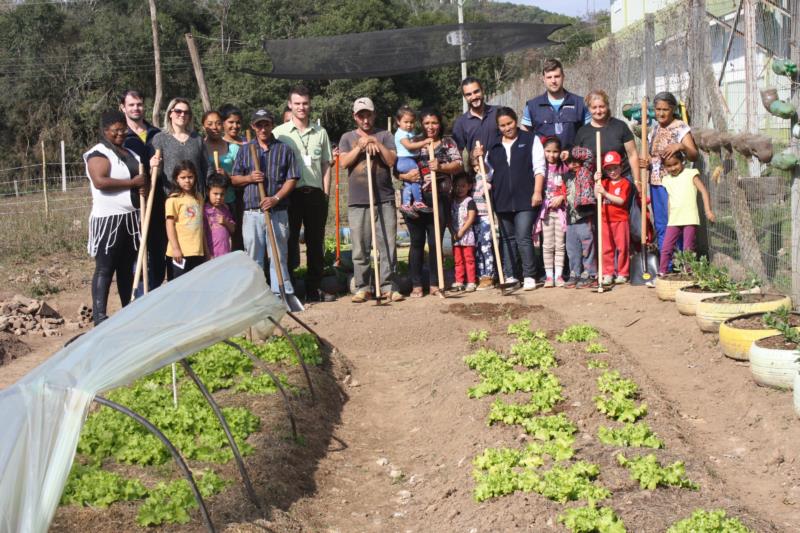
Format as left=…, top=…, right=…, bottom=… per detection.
left=405, top=208, right=446, bottom=287
left=91, top=215, right=138, bottom=325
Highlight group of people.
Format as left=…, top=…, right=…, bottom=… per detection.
left=85, top=58, right=715, bottom=322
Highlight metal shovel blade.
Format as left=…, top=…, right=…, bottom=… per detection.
left=285, top=293, right=305, bottom=312
left=630, top=246, right=659, bottom=286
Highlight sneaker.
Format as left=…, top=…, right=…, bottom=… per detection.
left=602, top=275, right=614, bottom=286
left=645, top=280, right=655, bottom=288
left=504, top=276, right=519, bottom=288
left=555, top=276, right=566, bottom=288
left=523, top=277, right=537, bottom=291
left=351, top=290, right=373, bottom=303
left=412, top=201, right=432, bottom=214
left=543, top=276, right=555, bottom=288
left=465, top=282, right=477, bottom=292
left=451, top=282, right=465, bottom=291
left=564, top=276, right=578, bottom=288
left=399, top=204, right=419, bottom=219
left=615, top=275, right=628, bottom=284
left=307, top=289, right=337, bottom=303
left=576, top=277, right=598, bottom=289
left=477, top=277, right=495, bottom=290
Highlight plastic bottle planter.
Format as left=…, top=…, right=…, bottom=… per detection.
left=695, top=294, right=792, bottom=333
left=749, top=334, right=800, bottom=390
left=655, top=276, right=695, bottom=301
left=674, top=285, right=761, bottom=316
left=793, top=123, right=800, bottom=140
left=772, top=58, right=798, bottom=77
left=719, top=312, right=785, bottom=361
left=760, top=86, right=797, bottom=119
left=772, top=152, right=799, bottom=171
left=760, top=87, right=779, bottom=111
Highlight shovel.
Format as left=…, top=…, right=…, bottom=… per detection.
left=247, top=131, right=304, bottom=312
left=132, top=149, right=161, bottom=300
left=475, top=141, right=517, bottom=292
left=630, top=97, right=659, bottom=286
left=428, top=140, right=446, bottom=298
left=334, top=153, right=342, bottom=267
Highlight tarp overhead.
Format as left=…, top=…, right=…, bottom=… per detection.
left=258, top=22, right=566, bottom=79
left=0, top=252, right=283, bottom=533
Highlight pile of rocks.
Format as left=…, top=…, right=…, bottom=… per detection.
left=0, top=295, right=85, bottom=337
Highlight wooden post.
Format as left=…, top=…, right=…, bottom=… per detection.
left=13, top=180, right=18, bottom=198
left=743, top=0, right=761, bottom=177
left=185, top=33, right=211, bottom=113
left=41, top=141, right=49, bottom=218
left=149, top=0, right=162, bottom=128
left=644, top=14, right=655, bottom=99
left=60, top=140, right=66, bottom=192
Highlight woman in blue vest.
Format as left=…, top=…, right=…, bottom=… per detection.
left=485, top=107, right=545, bottom=290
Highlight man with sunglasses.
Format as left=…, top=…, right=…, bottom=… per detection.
left=231, top=109, right=300, bottom=296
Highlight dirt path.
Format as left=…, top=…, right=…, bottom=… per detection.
left=4, top=283, right=798, bottom=532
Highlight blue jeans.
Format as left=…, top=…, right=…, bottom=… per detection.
left=566, top=218, right=597, bottom=278
left=497, top=209, right=537, bottom=279
left=242, top=208, right=294, bottom=295
left=398, top=157, right=422, bottom=205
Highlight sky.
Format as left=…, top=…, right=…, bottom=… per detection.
left=506, top=0, right=612, bottom=18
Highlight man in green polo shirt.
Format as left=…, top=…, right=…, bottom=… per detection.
left=274, top=85, right=334, bottom=303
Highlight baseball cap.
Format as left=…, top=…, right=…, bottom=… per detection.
left=602, top=151, right=623, bottom=168
left=353, top=97, right=375, bottom=114
left=250, top=108, right=275, bottom=124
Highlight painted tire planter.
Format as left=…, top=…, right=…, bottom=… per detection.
left=674, top=285, right=761, bottom=316
left=655, top=275, right=694, bottom=301
left=718, top=310, right=800, bottom=361
left=696, top=293, right=792, bottom=333
left=794, top=372, right=800, bottom=416
left=749, top=334, right=800, bottom=389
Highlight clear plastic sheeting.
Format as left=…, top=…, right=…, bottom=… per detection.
left=0, top=252, right=284, bottom=533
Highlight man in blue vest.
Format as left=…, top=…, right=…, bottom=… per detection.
left=521, top=58, right=590, bottom=160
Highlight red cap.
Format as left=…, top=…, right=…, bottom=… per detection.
left=602, top=151, right=623, bottom=168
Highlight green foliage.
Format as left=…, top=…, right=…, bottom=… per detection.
left=558, top=505, right=627, bottom=533
left=136, top=470, right=226, bottom=526
left=585, top=343, right=607, bottom=354
left=594, top=371, right=647, bottom=423
left=187, top=343, right=254, bottom=392
left=60, top=464, right=147, bottom=508
left=762, top=307, right=800, bottom=344
left=468, top=329, right=489, bottom=344
left=667, top=509, right=753, bottom=533
left=508, top=337, right=557, bottom=369
left=465, top=345, right=562, bottom=399
left=78, top=380, right=260, bottom=465
left=616, top=454, right=698, bottom=490
left=671, top=250, right=700, bottom=276
left=557, top=325, right=600, bottom=343
left=486, top=378, right=563, bottom=419
left=507, top=319, right=545, bottom=341
left=241, top=334, right=323, bottom=366
left=587, top=359, right=609, bottom=369
left=234, top=372, right=297, bottom=395
left=597, top=423, right=664, bottom=449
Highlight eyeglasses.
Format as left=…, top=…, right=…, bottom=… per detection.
left=172, top=108, right=190, bottom=116
left=107, top=128, right=126, bottom=136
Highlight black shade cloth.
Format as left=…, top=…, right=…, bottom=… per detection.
left=251, top=22, right=566, bottom=80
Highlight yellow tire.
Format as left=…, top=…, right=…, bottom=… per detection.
left=655, top=276, right=694, bottom=301
left=674, top=285, right=761, bottom=316
left=719, top=312, right=780, bottom=360
left=696, top=294, right=792, bottom=333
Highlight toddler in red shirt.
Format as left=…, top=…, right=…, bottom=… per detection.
left=594, top=151, right=631, bottom=286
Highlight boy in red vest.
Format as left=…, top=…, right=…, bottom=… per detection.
left=594, top=151, right=631, bottom=286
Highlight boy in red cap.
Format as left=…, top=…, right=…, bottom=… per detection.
left=594, top=151, right=632, bottom=286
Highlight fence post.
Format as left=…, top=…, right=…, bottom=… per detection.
left=13, top=180, right=18, bottom=198
left=60, top=140, right=66, bottom=192
left=790, top=0, right=800, bottom=306
left=41, top=141, right=49, bottom=218
left=743, top=0, right=761, bottom=177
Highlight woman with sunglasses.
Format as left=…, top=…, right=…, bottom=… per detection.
left=150, top=98, right=210, bottom=280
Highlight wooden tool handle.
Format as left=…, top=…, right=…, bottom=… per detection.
left=596, top=131, right=603, bottom=293
left=475, top=141, right=505, bottom=285
left=246, top=131, right=268, bottom=200
left=428, top=140, right=445, bottom=292
left=213, top=150, right=220, bottom=171
left=640, top=97, right=649, bottom=246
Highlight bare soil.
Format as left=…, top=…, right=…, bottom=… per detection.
left=0, top=332, right=30, bottom=366
left=703, top=293, right=787, bottom=304
left=3, top=278, right=800, bottom=532
left=728, top=312, right=800, bottom=330
left=755, top=334, right=799, bottom=351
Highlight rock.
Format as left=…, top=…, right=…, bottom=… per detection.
left=389, top=469, right=403, bottom=480
left=392, top=512, right=406, bottom=518
left=397, top=490, right=411, bottom=500
left=37, top=302, right=59, bottom=318
left=376, top=457, right=389, bottom=466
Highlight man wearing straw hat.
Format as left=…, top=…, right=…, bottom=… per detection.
left=338, top=97, right=402, bottom=303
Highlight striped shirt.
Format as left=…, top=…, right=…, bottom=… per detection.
left=232, top=138, right=300, bottom=210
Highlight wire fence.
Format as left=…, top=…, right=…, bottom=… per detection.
left=492, top=0, right=799, bottom=297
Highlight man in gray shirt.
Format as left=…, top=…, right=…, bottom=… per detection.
left=338, top=97, right=402, bottom=303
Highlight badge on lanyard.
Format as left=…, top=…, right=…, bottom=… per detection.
left=302, top=154, right=312, bottom=167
